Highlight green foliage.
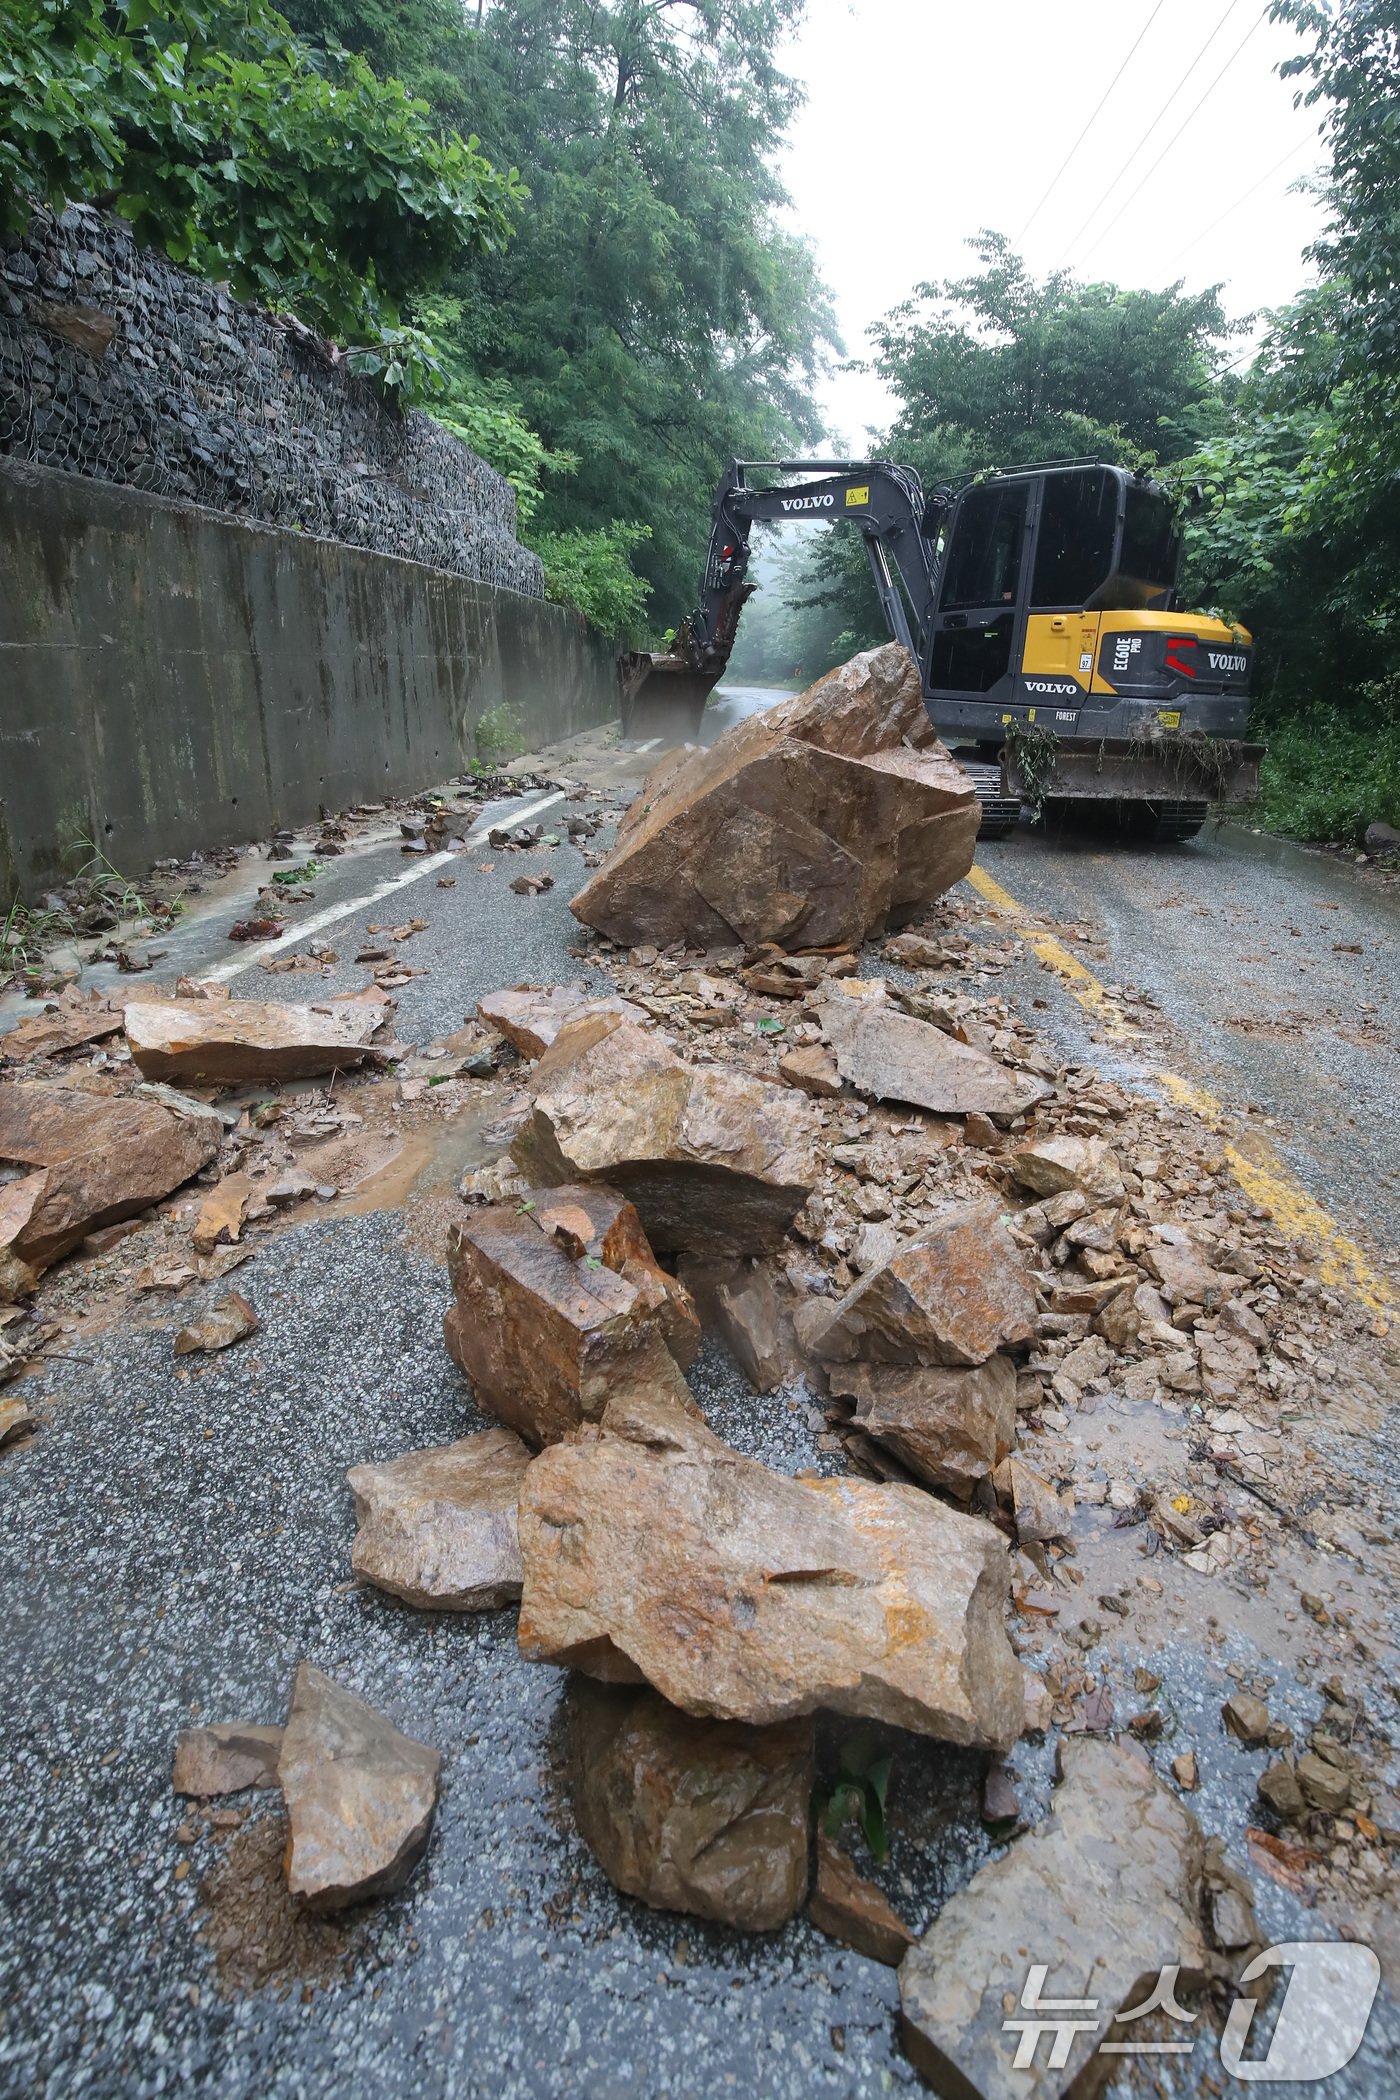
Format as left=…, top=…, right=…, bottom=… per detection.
left=474, top=702, right=525, bottom=763
left=872, top=232, right=1237, bottom=483
left=1253, top=691, right=1400, bottom=844
left=815, top=1731, right=892, bottom=1863
left=0, top=0, right=522, bottom=363
left=529, top=522, right=653, bottom=641
left=290, top=0, right=837, bottom=620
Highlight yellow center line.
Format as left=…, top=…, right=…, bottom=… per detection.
left=964, top=863, right=1394, bottom=1311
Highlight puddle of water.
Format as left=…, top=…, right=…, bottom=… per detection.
left=333, top=1103, right=502, bottom=1217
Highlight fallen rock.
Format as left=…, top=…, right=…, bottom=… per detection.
left=1007, top=1133, right=1125, bottom=1205
left=777, top=1044, right=844, bottom=1098
left=512, top=1010, right=820, bottom=1257
left=1296, top=1749, right=1351, bottom=1814
left=278, top=1663, right=440, bottom=1913
left=811, top=1206, right=1037, bottom=1368
left=814, top=979, right=1051, bottom=1119
left=525, top=1184, right=700, bottom=1369
left=347, top=1429, right=530, bottom=1609
left=477, top=984, right=645, bottom=1058
left=899, top=1740, right=1221, bottom=2099
left=676, top=1256, right=799, bottom=1394
left=192, top=1174, right=251, bottom=1255
left=826, top=1355, right=1016, bottom=1497
left=172, top=1292, right=259, bottom=1355
left=446, top=1196, right=700, bottom=1446
left=0, top=1395, right=36, bottom=1447
left=518, top=1390, right=1023, bottom=1747
left=1258, top=1758, right=1306, bottom=1821
left=994, top=1454, right=1072, bottom=1543
left=1222, top=1692, right=1271, bottom=1745
left=567, top=1679, right=813, bottom=1930
left=571, top=645, right=980, bottom=949
left=883, top=933, right=953, bottom=969
left=1, top=989, right=124, bottom=1062
left=173, top=1723, right=283, bottom=1796
left=124, top=998, right=380, bottom=1085
left=1364, top=820, right=1400, bottom=855
left=1142, top=1234, right=1227, bottom=1308
left=810, top=1836, right=914, bottom=1965
left=0, top=1082, right=221, bottom=1272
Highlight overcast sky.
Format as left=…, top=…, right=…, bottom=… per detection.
left=776, top=0, right=1330, bottom=444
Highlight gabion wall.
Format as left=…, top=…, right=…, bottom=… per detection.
left=0, top=204, right=544, bottom=598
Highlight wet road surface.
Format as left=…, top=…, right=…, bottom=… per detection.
left=3, top=712, right=1399, bottom=2097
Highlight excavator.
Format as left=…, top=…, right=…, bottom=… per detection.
left=619, top=457, right=1262, bottom=840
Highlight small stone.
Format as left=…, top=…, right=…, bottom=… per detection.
left=1258, top=1760, right=1306, bottom=1822
left=172, top=1724, right=283, bottom=1797
left=172, top=1292, right=259, bottom=1356
left=1296, top=1751, right=1351, bottom=1815
left=1222, top=1692, right=1271, bottom=1745
left=816, top=978, right=1051, bottom=1119
left=982, top=1764, right=1020, bottom=1824
left=1172, top=1751, right=1200, bottom=1792
left=278, top=1663, right=440, bottom=1914
left=477, top=984, right=645, bottom=1058
left=810, top=1836, right=914, bottom=1965
left=963, top=1112, right=1002, bottom=1150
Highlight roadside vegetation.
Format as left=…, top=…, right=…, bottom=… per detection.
left=2, top=0, right=830, bottom=641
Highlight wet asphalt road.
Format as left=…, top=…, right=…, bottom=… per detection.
left=3, top=708, right=1400, bottom=2097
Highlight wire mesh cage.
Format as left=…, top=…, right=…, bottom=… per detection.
left=0, top=205, right=544, bottom=599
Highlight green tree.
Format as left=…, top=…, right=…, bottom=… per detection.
left=0, top=0, right=521, bottom=365
left=793, top=236, right=1238, bottom=658
left=873, top=232, right=1237, bottom=481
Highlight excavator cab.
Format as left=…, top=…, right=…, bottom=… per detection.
left=620, top=456, right=1259, bottom=839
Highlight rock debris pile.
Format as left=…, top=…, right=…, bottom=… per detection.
left=3, top=646, right=1397, bottom=2084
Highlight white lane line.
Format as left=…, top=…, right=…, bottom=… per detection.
left=200, top=789, right=568, bottom=984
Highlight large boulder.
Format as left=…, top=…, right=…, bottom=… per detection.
left=0, top=1080, right=222, bottom=1271
left=566, top=1679, right=813, bottom=1931
left=815, top=979, right=1053, bottom=1119
left=899, top=1739, right=1227, bottom=2100
left=511, top=1010, right=820, bottom=1257
left=124, top=997, right=380, bottom=1085
left=517, top=1391, right=1023, bottom=1748
left=446, top=1192, right=701, bottom=1447
left=812, top=1204, right=1037, bottom=1368
left=570, top=645, right=979, bottom=950
left=277, top=1663, right=440, bottom=1914
left=347, top=1429, right=531, bottom=1609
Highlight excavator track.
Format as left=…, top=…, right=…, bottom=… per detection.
left=960, top=760, right=1022, bottom=840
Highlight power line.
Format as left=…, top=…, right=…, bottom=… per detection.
left=1014, top=0, right=1169, bottom=245
left=1164, top=132, right=1320, bottom=270
left=1056, top=0, right=1249, bottom=265
left=1071, top=8, right=1270, bottom=271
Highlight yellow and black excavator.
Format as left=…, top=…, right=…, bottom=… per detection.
left=620, top=457, right=1261, bottom=840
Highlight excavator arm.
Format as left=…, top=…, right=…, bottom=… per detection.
left=618, top=459, right=946, bottom=741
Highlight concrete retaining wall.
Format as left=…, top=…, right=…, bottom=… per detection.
left=0, top=462, right=618, bottom=900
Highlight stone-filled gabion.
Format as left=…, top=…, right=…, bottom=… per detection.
left=0, top=205, right=544, bottom=598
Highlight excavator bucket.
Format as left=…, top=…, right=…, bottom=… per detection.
left=617, top=649, right=722, bottom=746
